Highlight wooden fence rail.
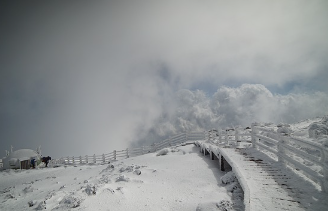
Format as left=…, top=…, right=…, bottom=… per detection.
left=58, top=131, right=205, bottom=166
left=203, top=126, right=328, bottom=193
left=251, top=124, right=328, bottom=192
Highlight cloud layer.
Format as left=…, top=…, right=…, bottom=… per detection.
left=1, top=1, right=328, bottom=157
left=134, top=84, right=328, bottom=146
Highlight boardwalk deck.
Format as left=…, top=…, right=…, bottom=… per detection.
left=198, top=142, right=328, bottom=211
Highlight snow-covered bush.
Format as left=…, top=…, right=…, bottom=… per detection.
left=277, top=126, right=292, bottom=135
left=216, top=200, right=233, bottom=211
left=308, top=122, right=328, bottom=138
left=35, top=201, right=46, bottom=210
left=220, top=171, right=236, bottom=184
left=120, top=166, right=134, bottom=172
left=156, top=148, right=169, bottom=156
left=115, top=174, right=130, bottom=182
left=220, top=171, right=244, bottom=209
left=84, top=184, right=96, bottom=195
left=59, top=195, right=83, bottom=208
left=98, top=175, right=111, bottom=184
left=134, top=169, right=141, bottom=175
left=28, top=200, right=36, bottom=207
left=22, top=186, right=34, bottom=194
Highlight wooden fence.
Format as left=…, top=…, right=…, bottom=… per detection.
left=251, top=124, right=328, bottom=192
left=54, top=126, right=328, bottom=192
left=56, top=131, right=205, bottom=165
left=203, top=126, right=328, bottom=193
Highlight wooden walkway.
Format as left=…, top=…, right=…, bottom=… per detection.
left=198, top=142, right=308, bottom=211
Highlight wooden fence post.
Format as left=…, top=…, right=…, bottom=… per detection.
left=225, top=131, right=228, bottom=145
left=102, top=154, right=105, bottom=163
left=235, top=129, right=239, bottom=147
left=85, top=155, right=88, bottom=164
left=251, top=123, right=258, bottom=148
left=66, top=156, right=69, bottom=164
left=93, top=154, right=96, bottom=163
left=113, top=150, right=116, bottom=160
left=126, top=148, right=129, bottom=158
left=277, top=135, right=286, bottom=168
left=72, top=156, right=75, bottom=164
left=218, top=130, right=221, bottom=143
left=79, top=156, right=82, bottom=164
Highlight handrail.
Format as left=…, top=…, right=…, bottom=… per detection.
left=251, top=125, right=328, bottom=192
left=59, top=131, right=204, bottom=165
left=55, top=126, right=328, bottom=193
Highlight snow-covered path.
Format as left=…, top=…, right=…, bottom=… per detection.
left=199, top=142, right=328, bottom=211
left=0, top=145, right=237, bottom=211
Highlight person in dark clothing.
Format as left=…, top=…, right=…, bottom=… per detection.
left=42, top=156, right=51, bottom=167
left=31, top=158, right=35, bottom=168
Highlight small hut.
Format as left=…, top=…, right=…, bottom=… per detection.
left=2, top=149, right=41, bottom=170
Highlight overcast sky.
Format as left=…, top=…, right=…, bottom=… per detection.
left=1, top=0, right=328, bottom=158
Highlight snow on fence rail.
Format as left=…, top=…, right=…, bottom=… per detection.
left=58, top=131, right=205, bottom=166
left=251, top=124, right=328, bottom=192
left=208, top=129, right=252, bottom=148
left=202, top=126, right=328, bottom=192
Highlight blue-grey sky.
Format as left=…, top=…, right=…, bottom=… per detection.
left=1, top=0, right=328, bottom=158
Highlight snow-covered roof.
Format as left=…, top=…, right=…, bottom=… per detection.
left=6, top=149, right=40, bottom=161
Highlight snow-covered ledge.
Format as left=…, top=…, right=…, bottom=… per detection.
left=212, top=146, right=250, bottom=211
left=197, top=141, right=250, bottom=211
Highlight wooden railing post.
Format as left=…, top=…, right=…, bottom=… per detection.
left=93, top=154, right=96, bottom=163
left=251, top=123, right=258, bottom=148
left=126, top=148, right=129, bottom=158
left=235, top=129, right=239, bottom=146
left=85, top=155, right=88, bottom=164
left=218, top=130, right=221, bottom=143
left=102, top=154, right=105, bottom=163
left=79, top=156, right=82, bottom=164
left=113, top=150, right=117, bottom=160
left=278, top=135, right=287, bottom=169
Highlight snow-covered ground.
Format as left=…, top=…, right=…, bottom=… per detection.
left=0, top=145, right=241, bottom=211
left=1, top=116, right=328, bottom=211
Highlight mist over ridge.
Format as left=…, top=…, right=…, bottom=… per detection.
left=132, top=84, right=328, bottom=147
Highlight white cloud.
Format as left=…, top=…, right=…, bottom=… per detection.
left=1, top=1, right=328, bottom=157
left=133, top=84, right=328, bottom=146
